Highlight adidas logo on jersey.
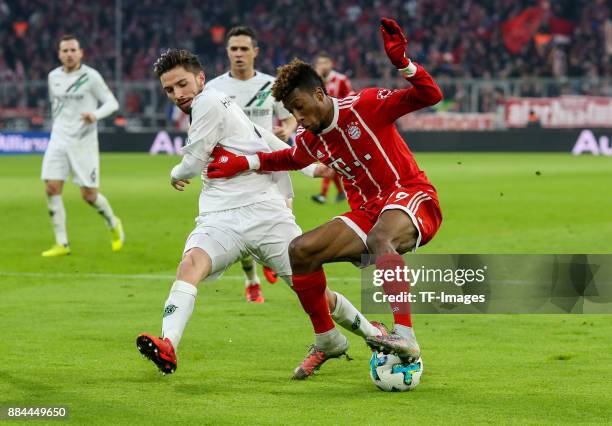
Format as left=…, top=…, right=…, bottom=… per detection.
left=316, top=150, right=325, bottom=159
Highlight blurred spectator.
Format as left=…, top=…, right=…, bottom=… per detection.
left=1, top=0, right=608, bottom=82
left=527, top=109, right=542, bottom=128
left=114, top=113, right=128, bottom=132
left=30, top=112, right=44, bottom=130
left=0, top=0, right=609, bottom=120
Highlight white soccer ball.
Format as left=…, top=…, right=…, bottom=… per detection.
left=369, top=351, right=423, bottom=392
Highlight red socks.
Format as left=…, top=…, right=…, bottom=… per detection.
left=320, top=176, right=344, bottom=197
left=333, top=175, right=343, bottom=193
left=376, top=253, right=412, bottom=327
left=320, top=178, right=331, bottom=197
left=292, top=270, right=335, bottom=334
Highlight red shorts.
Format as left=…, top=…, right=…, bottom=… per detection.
left=335, top=187, right=442, bottom=250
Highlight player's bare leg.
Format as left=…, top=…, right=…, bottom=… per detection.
left=240, top=255, right=264, bottom=302
left=81, top=186, right=124, bottom=252
left=365, top=209, right=421, bottom=362
left=42, top=179, right=70, bottom=257
left=137, top=248, right=211, bottom=374
left=289, top=219, right=380, bottom=379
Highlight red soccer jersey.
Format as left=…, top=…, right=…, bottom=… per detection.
left=258, top=64, right=442, bottom=212
left=325, top=70, right=352, bottom=98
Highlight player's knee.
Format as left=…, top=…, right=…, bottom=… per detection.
left=288, top=236, right=320, bottom=271
left=81, top=190, right=97, bottom=204
left=396, top=237, right=418, bottom=254
left=395, top=222, right=419, bottom=254
left=366, top=230, right=394, bottom=255
left=288, top=236, right=307, bottom=260
left=176, top=250, right=209, bottom=284
left=45, top=183, right=61, bottom=196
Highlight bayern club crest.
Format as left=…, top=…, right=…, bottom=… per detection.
left=347, top=122, right=361, bottom=139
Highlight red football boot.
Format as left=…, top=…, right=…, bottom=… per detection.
left=263, top=266, right=278, bottom=284
left=245, top=283, right=265, bottom=303
left=371, top=321, right=389, bottom=337
left=292, top=335, right=350, bottom=380
left=136, top=333, right=177, bottom=374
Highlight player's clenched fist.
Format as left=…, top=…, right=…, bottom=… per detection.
left=207, top=146, right=250, bottom=178
left=380, top=17, right=409, bottom=69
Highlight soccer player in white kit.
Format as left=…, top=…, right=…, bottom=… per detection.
left=207, top=26, right=298, bottom=302
left=41, top=35, right=124, bottom=257
left=136, top=49, right=386, bottom=375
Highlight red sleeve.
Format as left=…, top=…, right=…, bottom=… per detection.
left=363, top=63, right=442, bottom=124
left=339, top=77, right=353, bottom=98
left=258, top=133, right=316, bottom=171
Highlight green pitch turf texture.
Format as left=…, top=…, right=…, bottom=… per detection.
left=1, top=153, right=611, bottom=424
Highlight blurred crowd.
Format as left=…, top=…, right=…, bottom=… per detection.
left=1, top=0, right=611, bottom=123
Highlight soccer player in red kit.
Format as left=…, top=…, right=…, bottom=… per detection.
left=312, top=52, right=353, bottom=204
left=208, top=18, right=443, bottom=379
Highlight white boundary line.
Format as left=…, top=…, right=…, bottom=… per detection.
left=0, top=271, right=362, bottom=282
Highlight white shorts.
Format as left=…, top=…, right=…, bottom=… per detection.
left=183, top=199, right=302, bottom=282
left=41, top=142, right=100, bottom=188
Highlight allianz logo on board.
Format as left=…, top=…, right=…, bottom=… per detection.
left=149, top=129, right=612, bottom=156
left=149, top=131, right=185, bottom=155
left=572, top=130, right=612, bottom=156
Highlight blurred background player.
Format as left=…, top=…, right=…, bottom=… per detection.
left=137, top=49, right=385, bottom=375
left=41, top=35, right=124, bottom=257
left=207, top=26, right=298, bottom=302
left=311, top=51, right=352, bottom=204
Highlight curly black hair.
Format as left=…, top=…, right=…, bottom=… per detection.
left=272, top=58, right=327, bottom=102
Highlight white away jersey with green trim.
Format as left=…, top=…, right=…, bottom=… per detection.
left=48, top=64, right=118, bottom=146
left=206, top=71, right=291, bottom=131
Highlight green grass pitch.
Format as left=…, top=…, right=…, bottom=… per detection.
left=1, top=153, right=611, bottom=424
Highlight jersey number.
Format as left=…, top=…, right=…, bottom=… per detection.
left=394, top=192, right=409, bottom=201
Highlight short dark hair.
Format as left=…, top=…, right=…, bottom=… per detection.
left=272, top=58, right=327, bottom=102
left=153, top=48, right=203, bottom=77
left=226, top=26, right=258, bottom=47
left=58, top=34, right=79, bottom=49
left=315, top=51, right=332, bottom=61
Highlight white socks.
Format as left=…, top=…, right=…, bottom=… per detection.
left=331, top=291, right=382, bottom=338
left=241, top=256, right=260, bottom=286
left=90, top=193, right=117, bottom=228
left=47, top=195, right=68, bottom=246
left=162, top=280, right=198, bottom=349
left=395, top=324, right=416, bottom=340
left=315, top=327, right=344, bottom=349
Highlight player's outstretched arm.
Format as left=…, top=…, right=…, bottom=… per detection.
left=378, top=17, right=443, bottom=118
left=207, top=145, right=312, bottom=179
left=253, top=123, right=324, bottom=179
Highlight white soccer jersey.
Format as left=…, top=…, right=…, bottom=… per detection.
left=206, top=71, right=291, bottom=131
left=182, top=86, right=288, bottom=213
left=48, top=64, right=118, bottom=146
